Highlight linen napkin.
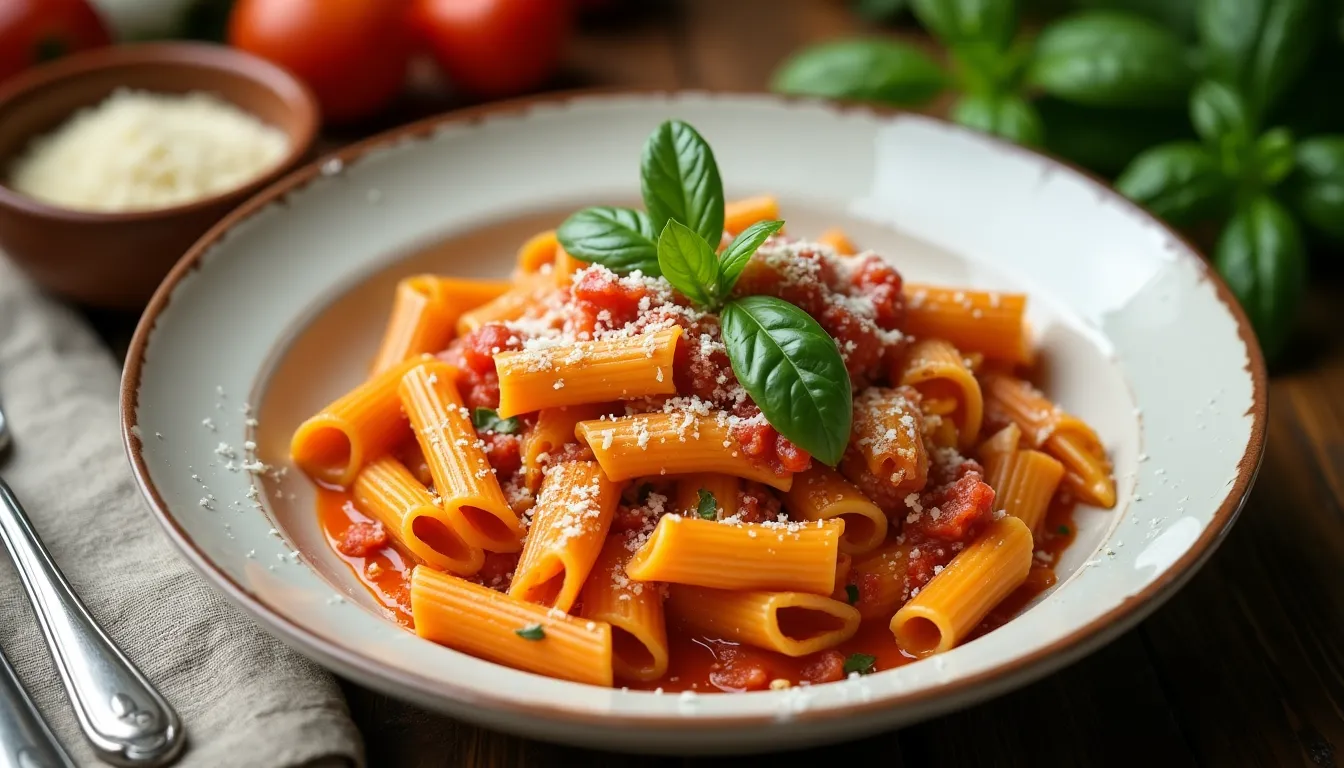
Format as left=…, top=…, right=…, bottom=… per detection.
left=0, top=257, right=363, bottom=767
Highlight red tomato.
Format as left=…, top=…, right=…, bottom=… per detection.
left=409, top=0, right=571, bottom=99
left=227, top=0, right=410, bottom=123
left=0, top=0, right=110, bottom=86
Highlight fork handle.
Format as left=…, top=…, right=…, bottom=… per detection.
left=0, top=478, right=183, bottom=767
left=0, top=648, right=75, bottom=768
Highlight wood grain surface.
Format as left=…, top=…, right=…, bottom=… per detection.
left=87, top=1, right=1344, bottom=765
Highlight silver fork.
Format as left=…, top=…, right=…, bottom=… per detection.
left=0, top=395, right=184, bottom=767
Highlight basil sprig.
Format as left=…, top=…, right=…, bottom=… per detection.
left=556, top=120, right=853, bottom=466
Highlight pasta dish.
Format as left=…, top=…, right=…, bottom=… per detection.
left=289, top=120, right=1115, bottom=692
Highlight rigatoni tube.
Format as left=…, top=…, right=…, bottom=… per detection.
left=508, top=461, right=618, bottom=612
left=625, top=516, right=843, bottom=595
left=579, top=536, right=669, bottom=683
left=890, top=515, right=1033, bottom=657
left=576, top=412, right=792, bottom=491
left=352, top=456, right=484, bottom=576
left=666, top=585, right=860, bottom=657
left=410, top=567, right=612, bottom=687
left=399, top=360, right=524, bottom=552
left=494, top=326, right=682, bottom=418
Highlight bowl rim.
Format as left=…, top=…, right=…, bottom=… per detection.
left=0, top=41, right=319, bottom=223
left=119, top=88, right=1268, bottom=728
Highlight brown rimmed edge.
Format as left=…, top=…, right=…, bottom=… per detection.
left=118, top=89, right=1269, bottom=733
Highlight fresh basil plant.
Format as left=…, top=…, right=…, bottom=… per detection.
left=772, top=0, right=1193, bottom=147
left=557, top=121, right=854, bottom=465
left=1114, top=0, right=1339, bottom=362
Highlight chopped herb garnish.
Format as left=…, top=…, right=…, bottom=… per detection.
left=515, top=623, right=545, bottom=641
left=1057, top=524, right=1071, bottom=535
left=696, top=488, right=717, bottom=520
left=843, top=653, right=877, bottom=676
left=845, top=583, right=859, bottom=605
left=472, top=407, right=521, bottom=435
left=637, top=482, right=654, bottom=503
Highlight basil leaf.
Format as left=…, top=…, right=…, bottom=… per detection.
left=471, top=407, right=521, bottom=435
left=845, top=583, right=860, bottom=604
left=951, top=92, right=1044, bottom=146
left=641, top=120, right=725, bottom=247
left=1115, top=142, right=1230, bottom=224
left=657, top=220, right=721, bottom=307
left=720, top=296, right=853, bottom=466
left=771, top=40, right=947, bottom=106
left=1197, top=0, right=1320, bottom=121
left=912, top=0, right=1017, bottom=49
left=556, top=206, right=659, bottom=276
left=696, top=489, right=718, bottom=520
left=1037, top=98, right=1193, bottom=176
left=1190, top=81, right=1250, bottom=146
left=1288, top=135, right=1344, bottom=243
left=718, top=219, right=785, bottom=296
left=1214, top=195, right=1306, bottom=361
left=1252, top=128, right=1296, bottom=186
left=1027, top=11, right=1194, bottom=108
left=843, top=653, right=877, bottom=675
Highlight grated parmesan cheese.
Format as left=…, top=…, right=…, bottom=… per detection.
left=10, top=89, right=289, bottom=212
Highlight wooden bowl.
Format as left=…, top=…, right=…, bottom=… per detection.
left=0, top=43, right=318, bottom=309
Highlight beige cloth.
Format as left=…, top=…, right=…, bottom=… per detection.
left=0, top=258, right=363, bottom=767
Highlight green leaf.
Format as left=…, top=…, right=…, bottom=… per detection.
left=1057, top=524, right=1071, bottom=535
left=1028, top=12, right=1194, bottom=108
left=720, top=296, right=853, bottom=466
left=1115, top=142, right=1230, bottom=224
left=1287, top=135, right=1344, bottom=242
left=696, top=489, right=718, bottom=520
left=657, top=220, right=721, bottom=307
left=471, top=407, right=521, bottom=435
left=556, top=207, right=660, bottom=276
left=845, top=583, right=860, bottom=604
left=1190, top=81, right=1251, bottom=145
left=1253, top=127, right=1296, bottom=186
left=912, top=0, right=1018, bottom=48
left=1214, top=195, right=1306, bottom=361
left=1072, top=0, right=1199, bottom=40
left=1197, top=0, right=1320, bottom=121
left=641, top=120, right=725, bottom=247
left=843, top=652, right=878, bottom=675
left=1037, top=98, right=1193, bottom=176
left=718, top=219, right=785, bottom=296
left=951, top=92, right=1044, bottom=146
left=770, top=40, right=948, bottom=106
left=514, top=623, right=546, bottom=641
left=852, top=0, right=909, bottom=22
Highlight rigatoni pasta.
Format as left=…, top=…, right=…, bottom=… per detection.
left=579, top=536, right=669, bottom=682
left=292, top=188, right=1115, bottom=692
left=411, top=567, right=613, bottom=686
left=625, top=516, right=844, bottom=595
left=399, top=360, right=524, bottom=552
left=508, top=461, right=618, bottom=612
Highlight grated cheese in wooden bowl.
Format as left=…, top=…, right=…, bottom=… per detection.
left=8, top=88, right=290, bottom=213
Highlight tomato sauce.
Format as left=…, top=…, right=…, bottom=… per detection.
left=318, top=484, right=1079, bottom=692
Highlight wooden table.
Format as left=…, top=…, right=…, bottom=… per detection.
left=91, top=1, right=1344, bottom=764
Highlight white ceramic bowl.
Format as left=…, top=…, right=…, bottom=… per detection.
left=121, top=92, right=1266, bottom=754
